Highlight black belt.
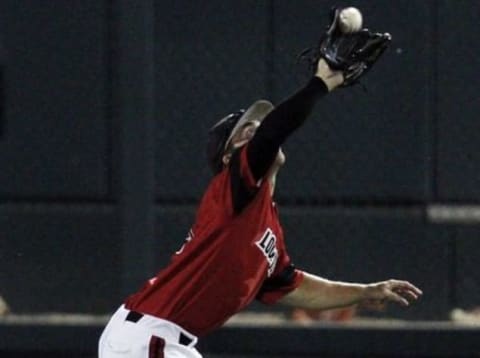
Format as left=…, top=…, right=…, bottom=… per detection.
left=125, top=311, right=194, bottom=346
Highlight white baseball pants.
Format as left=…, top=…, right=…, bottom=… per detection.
left=98, top=305, right=202, bottom=358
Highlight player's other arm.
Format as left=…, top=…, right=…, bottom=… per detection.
left=278, top=271, right=422, bottom=310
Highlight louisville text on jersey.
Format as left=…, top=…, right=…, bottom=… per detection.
left=255, top=228, right=279, bottom=277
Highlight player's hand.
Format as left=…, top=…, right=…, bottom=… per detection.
left=362, top=279, right=423, bottom=307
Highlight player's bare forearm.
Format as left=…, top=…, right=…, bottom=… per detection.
left=278, top=272, right=367, bottom=310
left=278, top=272, right=422, bottom=310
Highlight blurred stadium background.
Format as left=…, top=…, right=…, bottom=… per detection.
left=1, top=0, right=480, bottom=357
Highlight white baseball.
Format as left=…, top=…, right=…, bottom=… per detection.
left=338, top=7, right=363, bottom=34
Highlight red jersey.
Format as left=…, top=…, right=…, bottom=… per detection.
left=125, top=146, right=304, bottom=337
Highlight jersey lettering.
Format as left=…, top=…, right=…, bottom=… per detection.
left=255, top=228, right=279, bottom=277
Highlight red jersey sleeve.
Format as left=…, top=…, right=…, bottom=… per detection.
left=255, top=246, right=305, bottom=305
left=228, top=145, right=266, bottom=214
left=237, top=144, right=260, bottom=190
left=256, top=267, right=304, bottom=305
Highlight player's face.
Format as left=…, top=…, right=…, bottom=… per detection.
left=231, top=120, right=261, bottom=148
left=233, top=121, right=285, bottom=167
left=222, top=120, right=261, bottom=166
left=222, top=120, right=285, bottom=169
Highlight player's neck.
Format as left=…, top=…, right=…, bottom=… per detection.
left=267, top=167, right=281, bottom=196
left=266, top=150, right=285, bottom=195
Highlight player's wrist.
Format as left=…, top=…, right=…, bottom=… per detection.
left=316, top=73, right=344, bottom=92
left=357, top=283, right=373, bottom=301
left=315, top=59, right=344, bottom=91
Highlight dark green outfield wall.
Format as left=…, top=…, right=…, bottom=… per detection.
left=1, top=1, right=479, bottom=324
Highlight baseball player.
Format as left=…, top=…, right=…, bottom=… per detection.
left=99, top=10, right=422, bottom=358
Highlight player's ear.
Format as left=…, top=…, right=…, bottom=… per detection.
left=222, top=152, right=232, bottom=166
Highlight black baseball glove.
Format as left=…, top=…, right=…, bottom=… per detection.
left=299, top=7, right=392, bottom=87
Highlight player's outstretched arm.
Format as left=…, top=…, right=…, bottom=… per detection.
left=245, top=58, right=343, bottom=181
left=278, top=271, right=422, bottom=310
